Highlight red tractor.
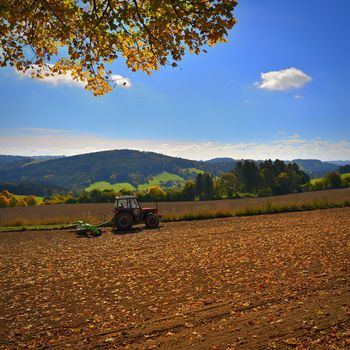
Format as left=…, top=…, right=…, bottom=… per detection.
left=112, top=195, right=161, bottom=230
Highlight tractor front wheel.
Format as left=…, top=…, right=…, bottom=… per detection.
left=115, top=213, right=134, bottom=230
left=145, top=214, right=160, bottom=228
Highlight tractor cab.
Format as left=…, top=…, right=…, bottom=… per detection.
left=112, top=195, right=160, bottom=230
left=115, top=195, right=140, bottom=210
left=114, top=195, right=142, bottom=220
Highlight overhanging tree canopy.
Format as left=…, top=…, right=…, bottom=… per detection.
left=0, top=0, right=237, bottom=95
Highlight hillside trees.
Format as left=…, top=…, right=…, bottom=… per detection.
left=343, top=175, right=350, bottom=187
left=23, top=195, right=37, bottom=206
left=141, top=185, right=166, bottom=202
left=302, top=171, right=350, bottom=192
left=0, top=190, right=37, bottom=207
left=339, top=164, right=350, bottom=174
left=216, top=172, right=238, bottom=198
left=1, top=0, right=237, bottom=95
left=271, top=163, right=308, bottom=195
left=0, top=150, right=213, bottom=188
left=276, top=172, right=293, bottom=195
left=43, top=193, right=74, bottom=205
left=195, top=173, right=214, bottom=200
left=230, top=159, right=309, bottom=196
left=0, top=195, right=9, bottom=208
left=235, top=160, right=262, bottom=193
left=181, top=180, right=196, bottom=201
left=259, top=163, right=276, bottom=195
left=0, top=159, right=314, bottom=206
left=0, top=182, right=67, bottom=196
left=325, top=172, right=342, bottom=189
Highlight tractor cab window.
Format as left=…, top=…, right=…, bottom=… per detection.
left=117, top=199, right=128, bottom=209
left=129, top=199, right=140, bottom=209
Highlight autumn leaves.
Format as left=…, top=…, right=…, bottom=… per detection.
left=1, top=1, right=238, bottom=95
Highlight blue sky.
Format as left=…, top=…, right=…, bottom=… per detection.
left=1, top=0, right=349, bottom=160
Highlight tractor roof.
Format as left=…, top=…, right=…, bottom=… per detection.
left=115, top=195, right=137, bottom=200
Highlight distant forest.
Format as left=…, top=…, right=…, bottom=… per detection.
left=34, top=159, right=314, bottom=204
left=1, top=157, right=349, bottom=207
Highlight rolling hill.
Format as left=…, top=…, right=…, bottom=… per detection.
left=291, top=159, right=339, bottom=178
left=0, top=155, right=35, bottom=172
left=310, top=172, right=350, bottom=185
left=0, top=155, right=65, bottom=171
left=206, top=158, right=341, bottom=178
left=0, top=150, right=345, bottom=192
left=0, top=150, right=228, bottom=190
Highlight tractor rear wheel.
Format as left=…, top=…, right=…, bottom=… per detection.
left=115, top=213, right=134, bottom=230
left=145, top=214, right=160, bottom=228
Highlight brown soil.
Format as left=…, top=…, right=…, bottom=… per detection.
left=0, top=208, right=349, bottom=349
left=1, top=188, right=349, bottom=226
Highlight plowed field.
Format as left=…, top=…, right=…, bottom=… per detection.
left=0, top=208, right=349, bottom=349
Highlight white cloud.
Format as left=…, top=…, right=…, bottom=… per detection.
left=289, top=134, right=301, bottom=139
left=110, top=74, right=131, bottom=88
left=294, top=94, right=304, bottom=99
left=1, top=128, right=349, bottom=161
left=256, top=67, right=312, bottom=91
left=16, top=65, right=131, bottom=88
left=17, top=64, right=85, bottom=87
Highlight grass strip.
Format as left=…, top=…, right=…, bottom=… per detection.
left=162, top=210, right=233, bottom=222
left=162, top=199, right=350, bottom=221
left=0, top=224, right=74, bottom=232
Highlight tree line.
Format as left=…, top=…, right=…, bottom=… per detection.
left=0, top=190, right=37, bottom=208
left=3, top=160, right=349, bottom=206
left=0, top=182, right=67, bottom=197
left=40, top=159, right=312, bottom=204
left=304, top=172, right=350, bottom=191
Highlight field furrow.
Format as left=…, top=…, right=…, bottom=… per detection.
left=0, top=208, right=349, bottom=349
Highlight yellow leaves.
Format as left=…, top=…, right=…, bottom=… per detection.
left=104, top=337, right=115, bottom=343
left=192, top=331, right=202, bottom=338
left=283, top=338, right=301, bottom=346
left=1, top=0, right=237, bottom=96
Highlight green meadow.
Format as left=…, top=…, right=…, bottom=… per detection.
left=310, top=172, right=350, bottom=184
left=85, top=171, right=194, bottom=192
left=85, top=181, right=136, bottom=192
